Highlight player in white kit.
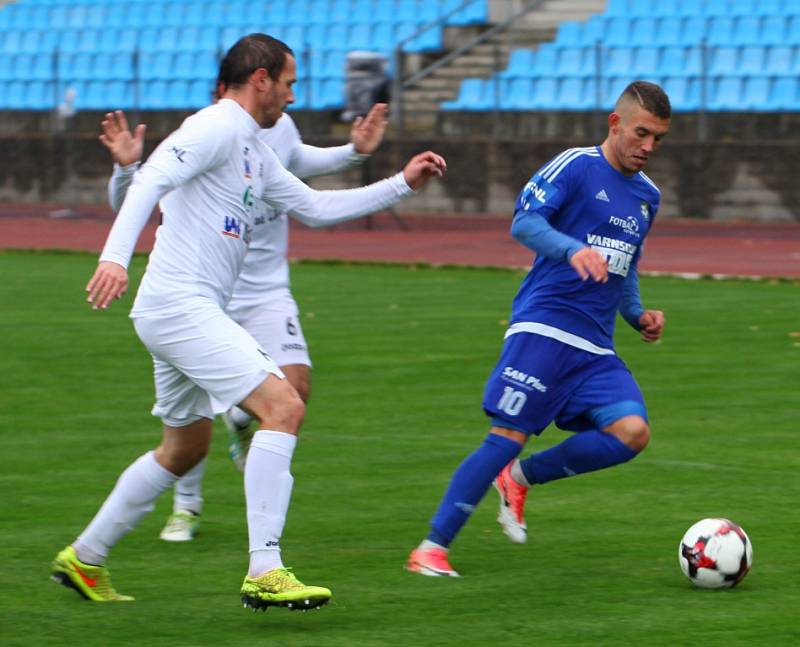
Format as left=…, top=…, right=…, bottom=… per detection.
left=51, top=34, right=446, bottom=610
left=101, top=103, right=388, bottom=543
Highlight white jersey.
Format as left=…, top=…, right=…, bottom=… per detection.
left=101, top=100, right=411, bottom=318
left=228, top=113, right=366, bottom=314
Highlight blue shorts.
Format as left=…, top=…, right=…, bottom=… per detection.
left=482, top=332, right=647, bottom=436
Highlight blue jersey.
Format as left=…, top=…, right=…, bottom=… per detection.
left=510, top=146, right=660, bottom=351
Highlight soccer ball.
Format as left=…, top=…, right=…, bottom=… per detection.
left=678, top=518, right=753, bottom=589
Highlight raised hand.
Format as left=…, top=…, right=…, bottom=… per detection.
left=402, top=151, right=447, bottom=190
left=350, top=103, right=388, bottom=155
left=99, top=110, right=146, bottom=167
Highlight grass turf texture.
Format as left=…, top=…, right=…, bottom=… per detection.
left=0, top=250, right=798, bottom=646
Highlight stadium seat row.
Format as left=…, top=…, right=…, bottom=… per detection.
left=0, top=50, right=361, bottom=83
left=501, top=44, right=800, bottom=80
left=557, top=14, right=800, bottom=47
left=442, top=74, right=800, bottom=112
left=0, top=0, right=486, bottom=30
left=606, top=0, right=799, bottom=18
left=0, top=21, right=441, bottom=55
left=0, top=78, right=345, bottom=111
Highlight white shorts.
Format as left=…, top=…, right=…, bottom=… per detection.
left=227, top=297, right=311, bottom=368
left=133, top=302, right=285, bottom=427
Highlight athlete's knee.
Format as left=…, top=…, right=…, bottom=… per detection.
left=605, top=415, right=650, bottom=453
left=257, top=387, right=306, bottom=434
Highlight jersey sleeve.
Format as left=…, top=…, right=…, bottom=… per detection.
left=259, top=145, right=412, bottom=228
left=282, top=115, right=366, bottom=179
left=618, top=264, right=644, bottom=329
left=510, top=152, right=585, bottom=260
left=107, top=162, right=139, bottom=213
left=99, top=113, right=233, bottom=268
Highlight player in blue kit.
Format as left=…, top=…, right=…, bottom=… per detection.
left=407, top=81, right=670, bottom=576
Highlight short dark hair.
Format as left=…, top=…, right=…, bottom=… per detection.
left=217, top=33, right=294, bottom=90
left=619, top=81, right=671, bottom=119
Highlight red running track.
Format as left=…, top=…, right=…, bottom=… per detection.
left=1, top=204, right=798, bottom=279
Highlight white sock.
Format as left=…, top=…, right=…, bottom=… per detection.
left=229, top=405, right=253, bottom=428
left=173, top=458, right=205, bottom=514
left=510, top=459, right=532, bottom=487
left=74, top=451, right=177, bottom=564
left=245, top=430, right=297, bottom=577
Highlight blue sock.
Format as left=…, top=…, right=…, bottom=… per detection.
left=519, top=430, right=637, bottom=485
left=427, top=434, right=522, bottom=547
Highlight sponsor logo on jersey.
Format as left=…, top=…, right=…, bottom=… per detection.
left=281, top=343, right=306, bottom=352
left=586, top=233, right=638, bottom=277
left=243, top=146, right=252, bottom=179
left=520, top=178, right=553, bottom=209
left=595, top=189, right=610, bottom=202
left=502, top=366, right=547, bottom=392
left=608, top=215, right=640, bottom=238
left=242, top=185, right=254, bottom=211
left=170, top=146, right=186, bottom=163
left=223, top=216, right=242, bottom=238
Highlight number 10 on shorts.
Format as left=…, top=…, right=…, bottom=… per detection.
left=497, top=387, right=527, bottom=416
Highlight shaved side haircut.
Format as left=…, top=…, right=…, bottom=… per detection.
left=616, top=81, right=671, bottom=119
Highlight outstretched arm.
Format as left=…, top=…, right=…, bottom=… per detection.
left=287, top=104, right=389, bottom=179
left=264, top=149, right=446, bottom=228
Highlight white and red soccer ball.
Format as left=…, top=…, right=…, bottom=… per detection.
left=678, top=518, right=753, bottom=589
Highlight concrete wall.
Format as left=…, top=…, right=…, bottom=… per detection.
left=1, top=122, right=798, bottom=222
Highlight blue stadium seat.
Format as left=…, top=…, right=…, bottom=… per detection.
left=786, top=16, right=800, bottom=45
left=283, top=25, right=308, bottom=51
left=556, top=21, right=583, bottom=46
left=659, top=46, right=700, bottom=76
left=661, top=75, right=700, bottom=110
left=740, top=75, right=770, bottom=111
left=173, top=52, right=196, bottom=81
left=656, top=17, right=684, bottom=46
left=732, top=16, right=762, bottom=45
left=626, top=0, right=656, bottom=17
left=761, top=16, right=787, bottom=44
left=704, top=0, right=730, bottom=16
left=444, top=0, right=488, bottom=26
left=770, top=77, right=799, bottom=111
left=603, top=75, right=632, bottom=108
left=86, top=4, right=107, bottom=28
left=756, top=0, right=784, bottom=17
left=707, top=47, right=739, bottom=75
left=188, top=79, right=213, bottom=107
left=582, top=15, right=606, bottom=45
left=708, top=76, right=742, bottom=111
left=326, top=23, right=349, bottom=50
left=680, top=16, right=708, bottom=44
left=138, top=28, right=160, bottom=52
left=289, top=81, right=308, bottom=110
left=168, top=80, right=191, bottom=109
left=605, top=18, right=632, bottom=47
left=676, top=0, right=704, bottom=17
left=557, top=77, right=598, bottom=110
left=728, top=0, right=757, bottom=17
left=442, top=78, right=490, bottom=110
left=0, top=31, right=21, bottom=55
left=407, top=26, right=443, bottom=52
left=764, top=46, right=795, bottom=75
left=20, top=29, right=55, bottom=54
left=707, top=17, right=735, bottom=46
left=311, top=77, right=345, bottom=109
left=205, top=2, right=225, bottom=27
left=555, top=46, right=589, bottom=77
left=504, top=77, right=533, bottom=109
left=652, top=0, right=679, bottom=18
left=529, top=77, right=559, bottom=109
left=630, top=18, right=658, bottom=47
left=139, top=80, right=169, bottom=110
left=3, top=80, right=25, bottom=109
left=26, top=80, right=54, bottom=110
left=347, top=23, right=372, bottom=50
left=501, top=49, right=536, bottom=79
left=631, top=46, right=660, bottom=76
left=139, top=52, right=173, bottom=81
left=738, top=46, right=766, bottom=75
left=606, top=0, right=630, bottom=17
left=531, top=44, right=558, bottom=77
left=371, top=22, right=395, bottom=51
left=106, top=80, right=135, bottom=110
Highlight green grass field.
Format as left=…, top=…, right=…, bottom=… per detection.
left=1, top=250, right=798, bottom=646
